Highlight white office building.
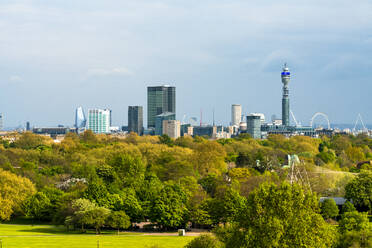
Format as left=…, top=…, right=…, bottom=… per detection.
left=87, top=109, right=111, bottom=134
left=163, top=120, right=181, bottom=138
left=231, top=104, right=242, bottom=126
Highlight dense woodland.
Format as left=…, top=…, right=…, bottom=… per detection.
left=0, top=131, right=371, bottom=247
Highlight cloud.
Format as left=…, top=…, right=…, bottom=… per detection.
left=86, top=67, right=133, bottom=77
left=9, top=75, right=23, bottom=82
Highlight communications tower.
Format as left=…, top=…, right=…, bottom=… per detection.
left=281, top=64, right=291, bottom=126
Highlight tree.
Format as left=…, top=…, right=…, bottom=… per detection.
left=205, top=188, right=246, bottom=225
left=338, top=211, right=372, bottom=248
left=159, top=134, right=174, bottom=146
left=320, top=198, right=339, bottom=220
left=345, top=171, right=372, bottom=212
left=84, top=206, right=110, bottom=234
left=184, top=234, right=223, bottom=248
left=23, top=192, right=51, bottom=220
left=338, top=211, right=370, bottom=233
left=107, top=211, right=131, bottom=234
left=150, top=183, right=189, bottom=230
left=215, top=183, right=336, bottom=248
left=341, top=201, right=356, bottom=214
left=0, top=169, right=36, bottom=220
left=69, top=198, right=96, bottom=232
left=13, top=132, right=48, bottom=149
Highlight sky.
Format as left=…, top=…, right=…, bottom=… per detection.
left=1, top=0, right=372, bottom=128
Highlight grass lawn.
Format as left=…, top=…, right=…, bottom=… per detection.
left=0, top=224, right=195, bottom=248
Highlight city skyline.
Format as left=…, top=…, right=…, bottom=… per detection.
left=1, top=1, right=372, bottom=127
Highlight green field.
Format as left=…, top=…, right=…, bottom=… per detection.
left=0, top=224, right=195, bottom=248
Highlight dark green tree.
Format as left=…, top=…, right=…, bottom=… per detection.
left=150, top=183, right=188, bottom=230
left=23, top=192, right=51, bottom=220
left=341, top=200, right=356, bottom=214
left=345, top=171, right=372, bottom=212
left=320, top=198, right=339, bottom=220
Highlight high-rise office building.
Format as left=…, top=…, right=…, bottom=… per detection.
left=26, top=121, right=31, bottom=131
left=128, top=106, right=143, bottom=135
left=231, top=104, right=242, bottom=126
left=281, top=64, right=291, bottom=126
left=75, top=106, right=86, bottom=128
left=87, top=109, right=111, bottom=134
left=247, top=114, right=262, bottom=139
left=147, top=85, right=176, bottom=128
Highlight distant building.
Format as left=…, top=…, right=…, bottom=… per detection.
left=147, top=85, right=176, bottom=128
left=193, top=126, right=217, bottom=137
left=75, top=107, right=86, bottom=128
left=33, top=127, right=74, bottom=137
left=247, top=114, right=262, bottom=139
left=163, top=120, right=181, bottom=138
left=231, top=104, right=242, bottom=126
left=181, top=124, right=193, bottom=136
left=128, top=106, right=143, bottom=135
left=87, top=109, right=111, bottom=134
left=155, top=112, right=176, bottom=135
left=26, top=122, right=31, bottom=131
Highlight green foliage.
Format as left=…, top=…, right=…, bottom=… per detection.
left=204, top=187, right=246, bottom=225
left=341, top=201, right=356, bottom=214
left=320, top=198, right=339, bottom=220
left=13, top=132, right=49, bottom=150
left=159, top=134, right=174, bottom=147
left=23, top=192, right=51, bottom=220
left=338, top=211, right=370, bottom=233
left=345, top=171, right=372, bottom=212
left=0, top=169, right=36, bottom=220
left=184, top=234, right=223, bottom=248
left=215, top=183, right=337, bottom=248
left=337, top=211, right=372, bottom=248
left=150, top=183, right=189, bottom=230
left=317, top=150, right=336, bottom=164
left=107, top=211, right=131, bottom=233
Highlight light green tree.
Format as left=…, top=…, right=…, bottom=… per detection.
left=107, top=211, right=131, bottom=234
left=215, top=183, right=336, bottom=248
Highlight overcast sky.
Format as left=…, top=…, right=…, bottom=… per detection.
left=1, top=0, right=371, bottom=128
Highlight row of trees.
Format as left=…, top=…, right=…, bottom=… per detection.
left=0, top=131, right=371, bottom=247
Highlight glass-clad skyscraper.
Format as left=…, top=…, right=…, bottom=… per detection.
left=147, top=85, right=176, bottom=128
left=87, top=109, right=111, bottom=134
left=75, top=106, right=86, bottom=128
left=128, top=106, right=143, bottom=135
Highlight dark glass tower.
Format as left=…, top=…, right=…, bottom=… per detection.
left=128, top=106, right=143, bottom=135
left=281, top=64, right=290, bottom=126
left=147, top=85, right=176, bottom=128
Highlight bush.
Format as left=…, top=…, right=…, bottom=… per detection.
left=184, top=234, right=223, bottom=248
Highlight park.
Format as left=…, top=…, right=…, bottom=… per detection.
left=0, top=224, right=195, bottom=248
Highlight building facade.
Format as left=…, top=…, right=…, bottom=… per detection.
left=155, top=112, right=176, bottom=135
left=231, top=104, right=242, bottom=126
left=75, top=106, right=86, bottom=128
left=163, top=120, right=181, bottom=138
left=128, top=106, right=143, bottom=135
left=87, top=109, right=111, bottom=134
left=147, top=85, right=176, bottom=128
left=247, top=114, right=262, bottom=139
